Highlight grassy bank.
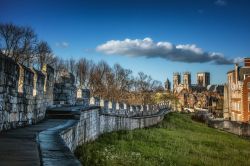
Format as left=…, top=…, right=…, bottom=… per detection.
left=75, top=112, right=250, bottom=166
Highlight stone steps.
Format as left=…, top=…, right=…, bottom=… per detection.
left=46, top=113, right=76, bottom=119
left=46, top=109, right=80, bottom=119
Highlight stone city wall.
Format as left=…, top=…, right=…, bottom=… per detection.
left=0, top=56, right=54, bottom=131
left=60, top=107, right=167, bottom=152
left=208, top=119, right=250, bottom=137
left=193, top=110, right=250, bottom=137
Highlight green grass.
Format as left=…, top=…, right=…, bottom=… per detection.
left=75, top=112, right=250, bottom=166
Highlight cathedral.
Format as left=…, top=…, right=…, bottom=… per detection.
left=168, top=72, right=223, bottom=114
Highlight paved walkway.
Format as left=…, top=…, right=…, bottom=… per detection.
left=38, top=120, right=81, bottom=166
left=0, top=119, right=80, bottom=166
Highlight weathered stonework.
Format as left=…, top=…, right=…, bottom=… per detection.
left=0, top=55, right=54, bottom=131
left=108, top=101, right=113, bottom=110
left=60, top=107, right=167, bottom=152
left=54, top=73, right=76, bottom=105
left=90, top=96, right=100, bottom=106
left=42, top=65, right=54, bottom=107
left=194, top=110, right=250, bottom=137
left=208, top=120, right=250, bottom=136
left=32, top=69, right=47, bottom=122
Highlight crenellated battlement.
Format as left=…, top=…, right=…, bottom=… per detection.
left=0, top=55, right=54, bottom=131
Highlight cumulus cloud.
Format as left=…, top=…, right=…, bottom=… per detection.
left=56, top=42, right=69, bottom=48
left=215, top=0, right=227, bottom=6
left=96, top=37, right=242, bottom=65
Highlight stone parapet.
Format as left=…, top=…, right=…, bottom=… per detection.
left=60, top=106, right=169, bottom=152
left=0, top=55, right=54, bottom=131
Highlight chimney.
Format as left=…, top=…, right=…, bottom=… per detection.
left=235, top=63, right=239, bottom=83
left=244, top=58, right=250, bottom=67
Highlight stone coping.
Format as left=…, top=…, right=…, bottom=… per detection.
left=38, top=120, right=81, bottom=166
left=100, top=108, right=169, bottom=119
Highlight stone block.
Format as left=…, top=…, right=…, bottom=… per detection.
left=124, top=103, right=127, bottom=110
left=9, top=112, right=18, bottom=122
left=90, top=97, right=95, bottom=105
left=27, top=111, right=33, bottom=124
left=5, top=103, right=12, bottom=112
left=131, top=105, right=136, bottom=112
left=140, top=105, right=144, bottom=112
left=11, top=104, right=17, bottom=113
left=60, top=101, right=65, bottom=105
left=0, top=94, right=4, bottom=101
left=0, top=101, right=3, bottom=111
left=62, top=89, right=71, bottom=94
left=9, top=96, right=17, bottom=104
left=95, top=97, right=100, bottom=106
left=0, top=86, right=4, bottom=93
left=0, top=72, right=6, bottom=85
left=10, top=89, right=18, bottom=96
left=127, top=105, right=130, bottom=112
left=100, top=99, right=105, bottom=107
left=116, top=102, right=120, bottom=110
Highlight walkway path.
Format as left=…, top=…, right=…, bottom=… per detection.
left=0, top=118, right=81, bottom=166
left=38, top=120, right=81, bottom=166
left=0, top=120, right=63, bottom=166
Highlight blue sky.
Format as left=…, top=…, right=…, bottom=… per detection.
left=1, top=0, right=250, bottom=85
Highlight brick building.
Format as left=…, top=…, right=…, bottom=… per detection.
left=224, top=58, right=250, bottom=122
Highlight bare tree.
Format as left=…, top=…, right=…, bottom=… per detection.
left=76, top=58, right=90, bottom=88
left=88, top=61, right=109, bottom=97
left=69, top=58, right=77, bottom=77
left=0, top=23, right=38, bottom=65
left=0, top=23, right=23, bottom=57
left=19, top=26, right=37, bottom=66
left=35, top=41, right=55, bottom=70
left=53, top=57, right=67, bottom=82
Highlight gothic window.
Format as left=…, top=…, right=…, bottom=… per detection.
left=248, top=82, right=250, bottom=89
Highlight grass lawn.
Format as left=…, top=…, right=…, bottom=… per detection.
left=75, top=112, right=250, bottom=166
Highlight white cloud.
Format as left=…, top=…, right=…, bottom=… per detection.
left=56, top=42, right=69, bottom=48
left=96, top=37, right=242, bottom=65
left=215, top=0, right=227, bottom=6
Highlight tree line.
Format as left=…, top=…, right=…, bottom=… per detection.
left=0, top=23, right=164, bottom=105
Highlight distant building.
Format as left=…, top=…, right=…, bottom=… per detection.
left=172, top=71, right=223, bottom=114
left=173, top=72, right=181, bottom=90
left=224, top=58, right=250, bottom=122
left=173, top=71, right=210, bottom=93
left=164, top=78, right=171, bottom=92
left=197, top=72, right=210, bottom=87
left=183, top=72, right=191, bottom=90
